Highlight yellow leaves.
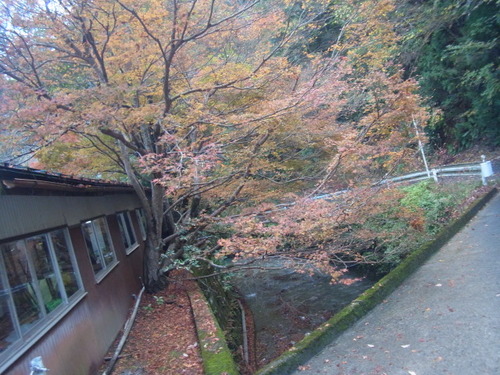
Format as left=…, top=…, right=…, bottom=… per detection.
left=34, top=134, right=121, bottom=180
left=123, top=104, right=163, bottom=126
left=195, top=62, right=251, bottom=89
left=339, top=0, right=400, bottom=73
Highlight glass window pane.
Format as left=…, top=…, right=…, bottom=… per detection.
left=94, top=218, right=115, bottom=266
left=123, top=213, right=136, bottom=245
left=26, top=236, right=62, bottom=313
left=0, top=262, right=20, bottom=354
left=82, top=217, right=116, bottom=277
left=117, top=214, right=131, bottom=249
left=1, top=241, right=42, bottom=333
left=136, top=209, right=146, bottom=240
left=50, top=230, right=80, bottom=298
left=118, top=212, right=137, bottom=250
left=82, top=221, right=104, bottom=273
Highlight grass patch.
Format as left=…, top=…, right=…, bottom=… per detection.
left=353, top=180, right=484, bottom=275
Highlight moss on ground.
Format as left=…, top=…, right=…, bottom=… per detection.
left=187, top=279, right=239, bottom=375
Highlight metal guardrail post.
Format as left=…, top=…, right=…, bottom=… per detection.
left=480, top=155, right=494, bottom=186
left=413, top=116, right=431, bottom=178
left=432, top=169, right=438, bottom=182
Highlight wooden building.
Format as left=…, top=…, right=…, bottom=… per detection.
left=0, top=165, right=146, bottom=374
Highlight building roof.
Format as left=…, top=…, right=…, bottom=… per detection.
left=0, top=163, right=135, bottom=194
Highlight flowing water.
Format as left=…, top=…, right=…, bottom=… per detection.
left=230, top=259, right=375, bottom=367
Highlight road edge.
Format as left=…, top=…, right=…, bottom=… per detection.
left=255, top=187, right=498, bottom=375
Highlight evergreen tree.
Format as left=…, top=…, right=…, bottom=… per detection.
left=401, top=0, right=500, bottom=150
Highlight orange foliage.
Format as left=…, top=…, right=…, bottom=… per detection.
left=0, top=0, right=431, bottom=288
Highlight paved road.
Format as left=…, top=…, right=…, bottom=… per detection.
left=293, top=192, right=500, bottom=375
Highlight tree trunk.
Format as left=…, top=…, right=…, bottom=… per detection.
left=143, top=235, right=166, bottom=292
left=118, top=143, right=168, bottom=292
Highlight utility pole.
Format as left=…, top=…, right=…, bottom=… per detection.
left=412, top=115, right=431, bottom=179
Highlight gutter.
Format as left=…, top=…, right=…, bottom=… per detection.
left=1, top=178, right=136, bottom=193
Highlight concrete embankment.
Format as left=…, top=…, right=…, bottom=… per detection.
left=257, top=188, right=498, bottom=375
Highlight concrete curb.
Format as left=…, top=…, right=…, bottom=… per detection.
left=256, top=187, right=498, bottom=375
left=187, top=280, right=239, bottom=375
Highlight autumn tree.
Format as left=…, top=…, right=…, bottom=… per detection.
left=0, top=0, right=429, bottom=289
left=215, top=0, right=431, bottom=280
left=293, top=0, right=431, bottom=187
left=0, top=0, right=345, bottom=289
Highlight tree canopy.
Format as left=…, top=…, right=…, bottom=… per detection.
left=1, top=0, right=436, bottom=290
left=396, top=0, right=500, bottom=150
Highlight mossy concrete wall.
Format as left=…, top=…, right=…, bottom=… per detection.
left=187, top=280, right=239, bottom=375
left=256, top=187, right=498, bottom=375
left=195, top=268, right=244, bottom=358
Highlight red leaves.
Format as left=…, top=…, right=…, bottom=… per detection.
left=101, top=271, right=204, bottom=374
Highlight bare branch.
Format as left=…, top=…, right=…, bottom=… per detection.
left=99, top=127, right=144, bottom=154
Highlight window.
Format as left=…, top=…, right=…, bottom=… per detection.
left=117, top=212, right=138, bottom=254
left=81, top=217, right=117, bottom=278
left=135, top=208, right=147, bottom=241
left=0, top=229, right=83, bottom=359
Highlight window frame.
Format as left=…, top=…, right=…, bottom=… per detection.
left=0, top=228, right=85, bottom=373
left=135, top=208, right=147, bottom=241
left=117, top=211, right=139, bottom=255
left=81, top=216, right=118, bottom=282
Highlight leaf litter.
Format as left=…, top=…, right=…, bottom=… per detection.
left=99, top=270, right=204, bottom=375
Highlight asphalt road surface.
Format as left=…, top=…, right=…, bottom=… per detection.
left=292, top=191, right=500, bottom=375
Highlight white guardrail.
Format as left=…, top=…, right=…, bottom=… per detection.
left=376, top=156, right=495, bottom=186
left=268, top=156, right=495, bottom=211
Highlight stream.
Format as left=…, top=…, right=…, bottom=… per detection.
left=230, top=259, right=375, bottom=367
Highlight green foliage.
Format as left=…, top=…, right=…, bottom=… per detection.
left=404, top=1, right=500, bottom=150
left=170, top=245, right=202, bottom=271
left=400, top=180, right=455, bottom=234
left=143, top=295, right=167, bottom=311
left=357, top=180, right=480, bottom=273
left=153, top=295, right=165, bottom=305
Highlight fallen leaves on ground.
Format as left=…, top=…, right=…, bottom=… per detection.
left=100, top=270, right=204, bottom=375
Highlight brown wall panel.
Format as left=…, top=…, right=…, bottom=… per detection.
left=0, top=194, right=142, bottom=241
left=3, top=211, right=145, bottom=375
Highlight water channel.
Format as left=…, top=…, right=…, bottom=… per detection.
left=230, top=259, right=375, bottom=367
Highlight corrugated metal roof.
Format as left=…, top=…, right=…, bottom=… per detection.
left=0, top=163, right=132, bottom=189
left=0, top=164, right=144, bottom=196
